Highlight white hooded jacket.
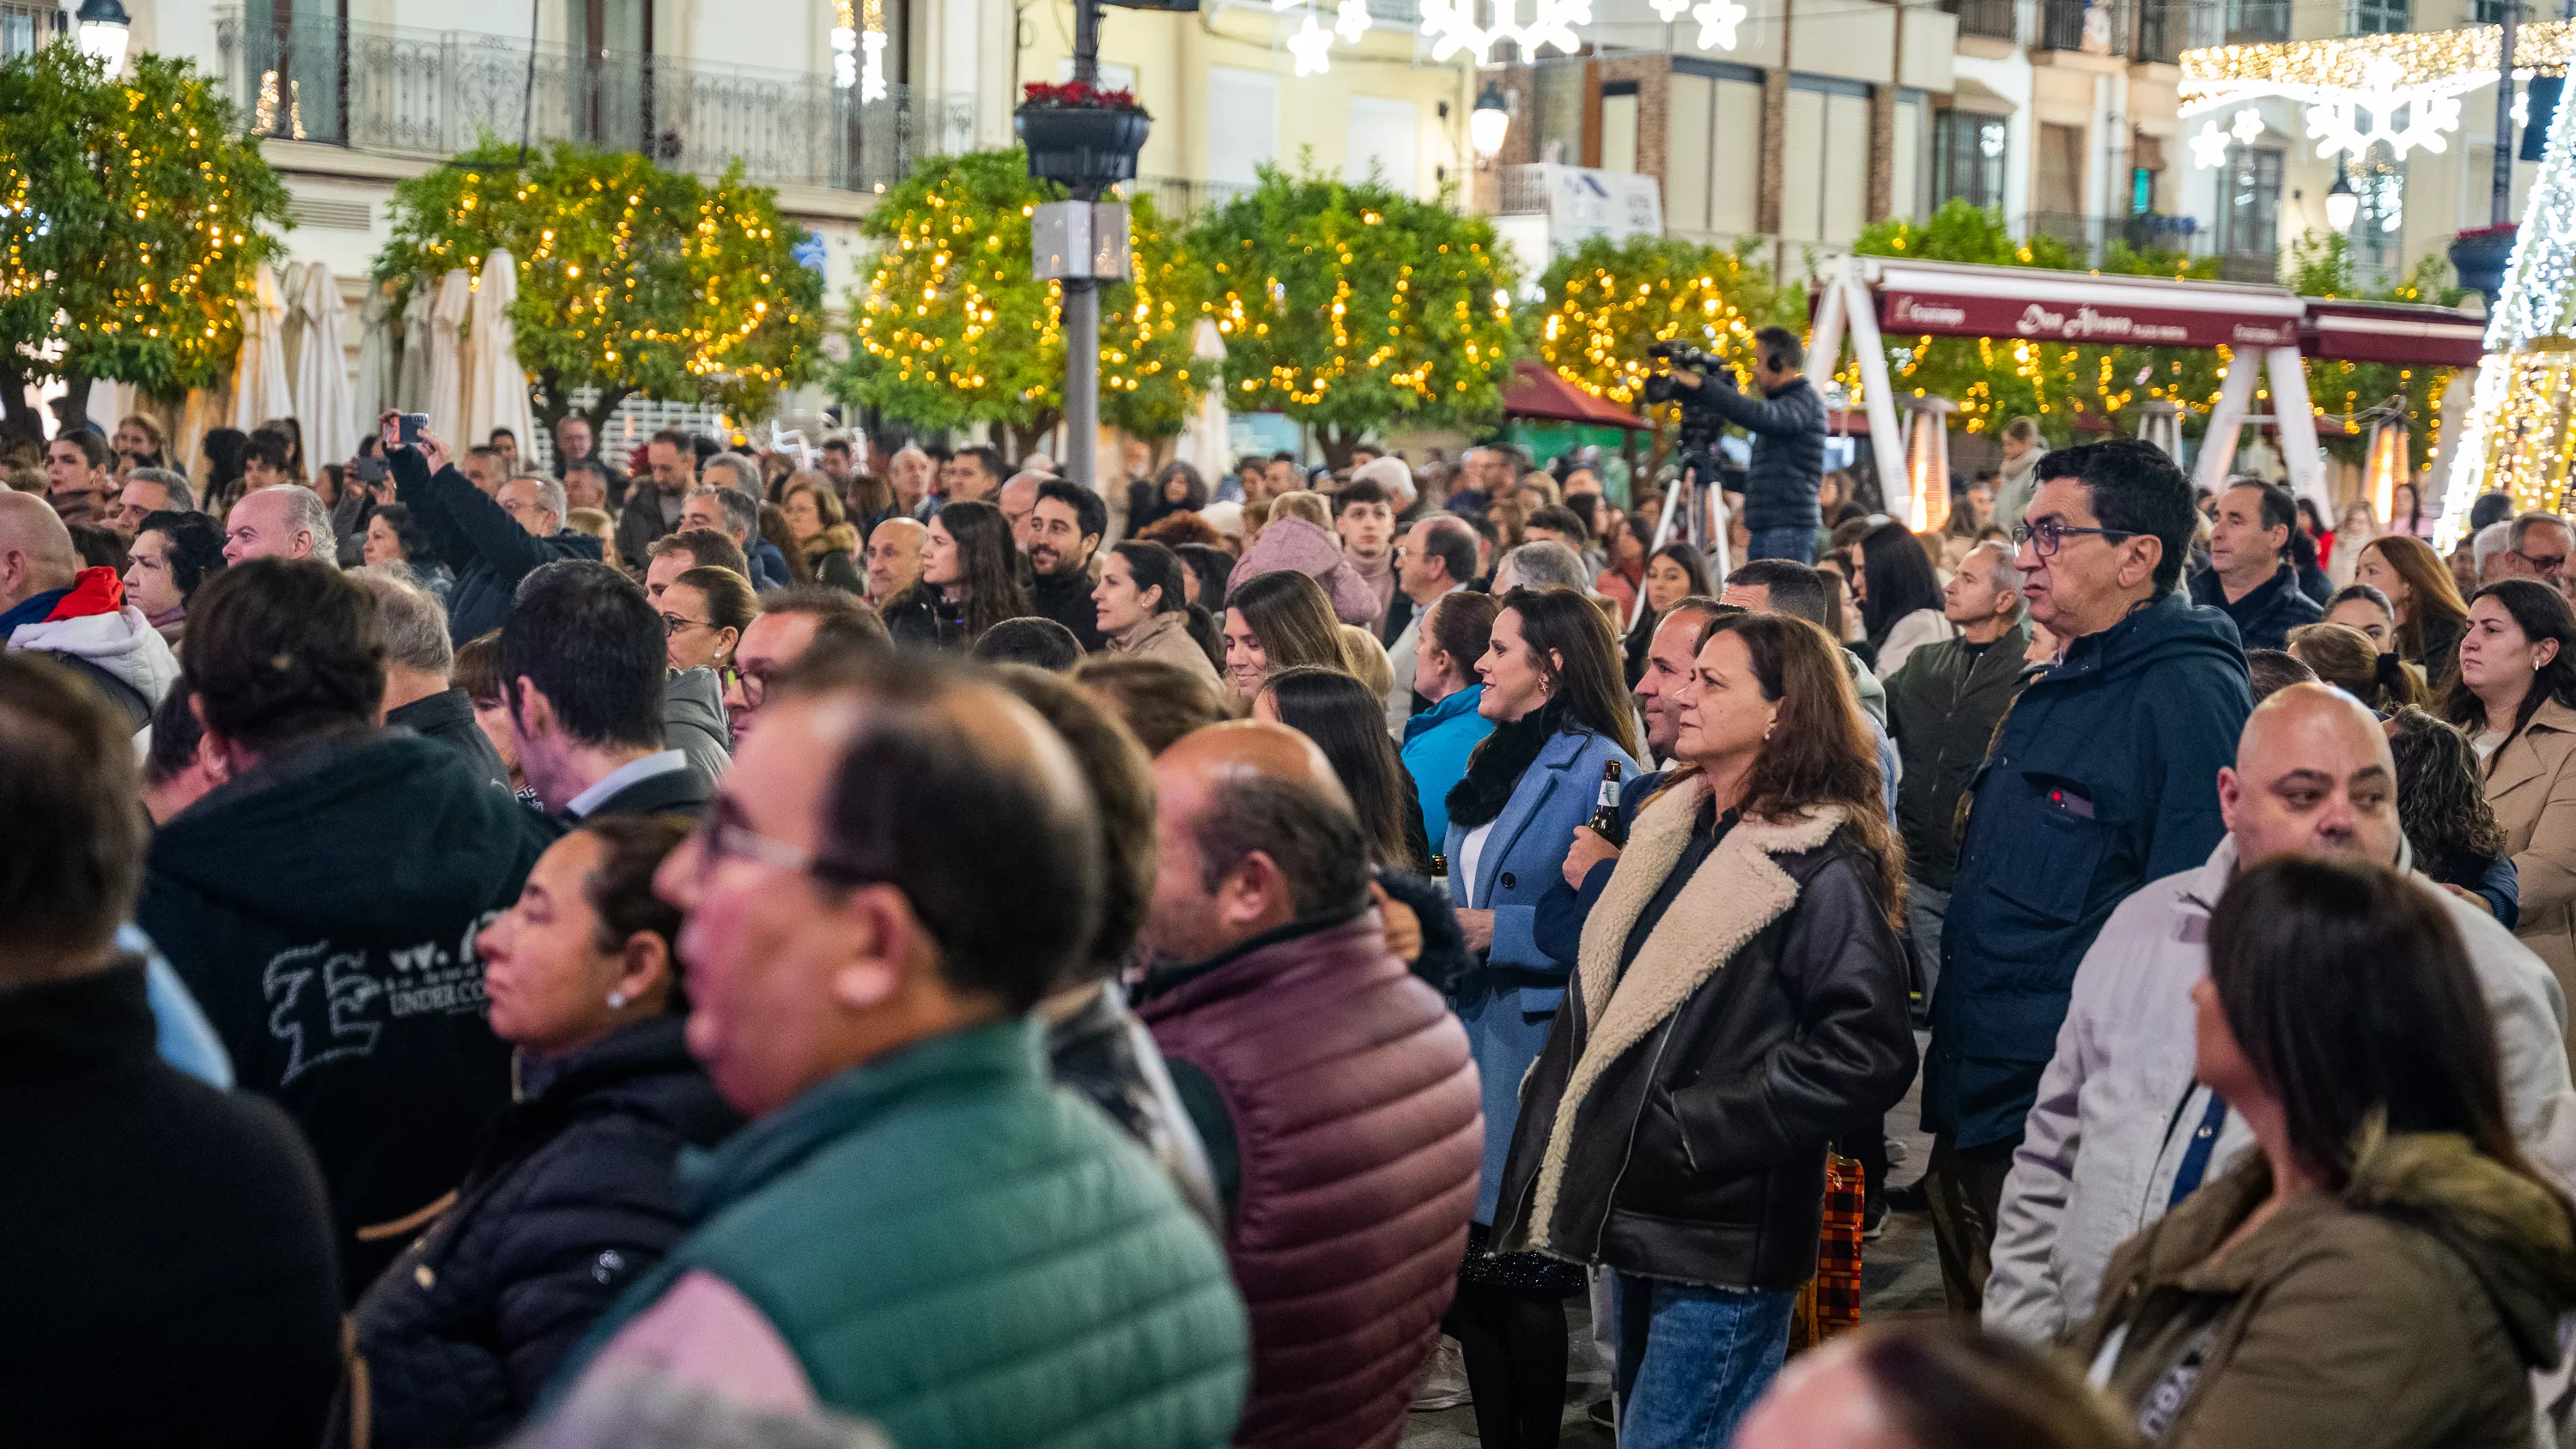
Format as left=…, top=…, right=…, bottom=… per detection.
left=10, top=605, right=180, bottom=714
left=1983, top=834, right=2576, bottom=1345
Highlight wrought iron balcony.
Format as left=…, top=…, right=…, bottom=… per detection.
left=210, top=9, right=972, bottom=196
left=1947, top=0, right=2020, bottom=44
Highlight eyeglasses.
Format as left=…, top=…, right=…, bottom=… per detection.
left=2519, top=549, right=2570, bottom=575
left=662, top=614, right=716, bottom=638
left=2012, top=518, right=2138, bottom=559
left=720, top=665, right=769, bottom=708
left=694, top=797, right=872, bottom=888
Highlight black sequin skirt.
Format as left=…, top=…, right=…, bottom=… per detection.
left=1457, top=1221, right=1587, bottom=1297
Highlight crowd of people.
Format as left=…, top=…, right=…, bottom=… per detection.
left=9, top=374, right=2576, bottom=1449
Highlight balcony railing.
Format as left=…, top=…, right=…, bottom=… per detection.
left=210, top=9, right=972, bottom=196
left=2134, top=0, right=2185, bottom=63
left=2025, top=210, right=2227, bottom=266
left=1949, top=0, right=2020, bottom=42
left=1121, top=177, right=1258, bottom=218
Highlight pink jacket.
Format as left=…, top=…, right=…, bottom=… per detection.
left=1227, top=515, right=1381, bottom=626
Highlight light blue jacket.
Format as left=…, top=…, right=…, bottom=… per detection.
left=1444, top=724, right=1637, bottom=1222
left=1401, top=684, right=1495, bottom=851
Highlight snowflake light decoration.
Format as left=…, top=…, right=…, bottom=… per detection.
left=1692, top=0, right=1746, bottom=52
left=2190, top=118, right=2233, bottom=169
left=1287, top=11, right=1336, bottom=72
left=2304, top=88, right=2461, bottom=159
left=2229, top=106, right=2264, bottom=144
left=1335, top=0, right=1371, bottom=41
left=1648, top=0, right=1688, bottom=19
left=1418, top=0, right=1592, bottom=63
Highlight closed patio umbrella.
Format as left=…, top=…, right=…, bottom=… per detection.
left=290, top=261, right=357, bottom=470
left=425, top=266, right=472, bottom=447
left=396, top=277, right=434, bottom=411
left=464, top=249, right=535, bottom=456
left=228, top=264, right=292, bottom=433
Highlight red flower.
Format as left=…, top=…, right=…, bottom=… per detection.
left=2456, top=222, right=2519, bottom=243
left=1020, top=79, right=1141, bottom=111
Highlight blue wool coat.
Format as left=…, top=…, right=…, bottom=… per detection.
left=1445, top=725, right=1638, bottom=1223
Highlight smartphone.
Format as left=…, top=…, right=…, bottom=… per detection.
left=398, top=413, right=429, bottom=447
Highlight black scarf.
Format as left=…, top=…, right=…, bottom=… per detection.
left=1446, top=697, right=1571, bottom=831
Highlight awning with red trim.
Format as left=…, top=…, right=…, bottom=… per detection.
left=1503, top=360, right=1653, bottom=430
left=2299, top=298, right=2487, bottom=368
left=1866, top=258, right=2306, bottom=351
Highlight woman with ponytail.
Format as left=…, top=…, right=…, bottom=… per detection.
left=1093, top=540, right=1220, bottom=681
left=2286, top=621, right=2426, bottom=713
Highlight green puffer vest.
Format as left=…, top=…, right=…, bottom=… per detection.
left=562, top=1021, right=1249, bottom=1448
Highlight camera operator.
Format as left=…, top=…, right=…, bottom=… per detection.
left=1659, top=324, right=1826, bottom=564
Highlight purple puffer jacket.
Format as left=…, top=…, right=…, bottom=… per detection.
left=1226, top=515, right=1381, bottom=625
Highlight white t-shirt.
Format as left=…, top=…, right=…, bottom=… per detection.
left=1457, top=820, right=1498, bottom=910
left=2476, top=729, right=2507, bottom=761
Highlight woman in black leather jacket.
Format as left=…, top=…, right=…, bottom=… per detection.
left=333, top=815, right=740, bottom=1449
left=1495, top=611, right=1917, bottom=1448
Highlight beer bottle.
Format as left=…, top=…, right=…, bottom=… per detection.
left=1588, top=761, right=1625, bottom=846
left=1429, top=853, right=1450, bottom=898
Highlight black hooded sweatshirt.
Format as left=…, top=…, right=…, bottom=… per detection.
left=139, top=729, right=564, bottom=1296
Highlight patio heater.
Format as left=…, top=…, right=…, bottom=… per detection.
left=2363, top=407, right=2410, bottom=523
left=2134, top=399, right=2184, bottom=462
left=1904, top=396, right=1956, bottom=534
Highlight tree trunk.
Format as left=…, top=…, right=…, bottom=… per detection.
left=0, top=358, right=47, bottom=452
left=583, top=386, right=632, bottom=442
left=1315, top=423, right=1361, bottom=470
left=54, top=369, right=94, bottom=440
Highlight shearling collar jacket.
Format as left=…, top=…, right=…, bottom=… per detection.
left=1492, top=774, right=1917, bottom=1289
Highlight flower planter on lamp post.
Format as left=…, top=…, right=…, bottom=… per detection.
left=1016, top=88, right=1151, bottom=198
left=2451, top=224, right=2519, bottom=313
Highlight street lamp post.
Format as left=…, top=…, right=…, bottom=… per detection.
left=75, top=0, right=130, bottom=70
left=1018, top=0, right=1146, bottom=490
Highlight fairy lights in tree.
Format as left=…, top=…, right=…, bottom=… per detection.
left=838, top=149, right=1208, bottom=441
left=378, top=142, right=821, bottom=439
left=0, top=46, right=291, bottom=440
left=1189, top=165, right=1516, bottom=462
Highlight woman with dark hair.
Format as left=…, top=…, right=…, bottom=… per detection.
left=1441, top=585, right=1641, bottom=1449
left=1255, top=665, right=1430, bottom=870
left=2390, top=478, right=2435, bottom=540
left=2285, top=621, right=2423, bottom=713
left=2388, top=707, right=2518, bottom=927
left=2357, top=533, right=2470, bottom=685
left=780, top=473, right=866, bottom=593
left=1222, top=569, right=1347, bottom=699
left=2075, top=855, right=2576, bottom=1448
left=122, top=510, right=228, bottom=646
left=1622, top=542, right=1715, bottom=685
left=1129, top=461, right=1209, bottom=537
left=841, top=473, right=896, bottom=540
left=1094, top=540, right=1219, bottom=680
left=361, top=503, right=454, bottom=602
left=2323, top=582, right=2397, bottom=652
left=1857, top=521, right=1952, bottom=676
left=2452, top=578, right=2576, bottom=1024
left=1496, top=609, right=1915, bottom=1445
left=1173, top=541, right=1236, bottom=613
left=1404, top=590, right=1502, bottom=848
left=199, top=427, right=250, bottom=515
left=883, top=500, right=1024, bottom=650
left=658, top=566, right=757, bottom=674
left=336, top=815, right=741, bottom=1449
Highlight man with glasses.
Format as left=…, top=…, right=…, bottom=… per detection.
left=2501, top=512, right=2576, bottom=604
left=499, top=560, right=709, bottom=820
left=553, top=651, right=1248, bottom=1447
left=1921, top=438, right=2252, bottom=1318
left=1382, top=515, right=1479, bottom=730
left=385, top=412, right=604, bottom=645
left=720, top=586, right=890, bottom=741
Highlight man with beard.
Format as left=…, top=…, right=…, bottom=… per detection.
left=1024, top=480, right=1108, bottom=652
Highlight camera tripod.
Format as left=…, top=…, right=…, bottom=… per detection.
left=1631, top=452, right=1732, bottom=632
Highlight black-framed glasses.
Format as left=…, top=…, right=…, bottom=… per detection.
left=662, top=613, right=715, bottom=639
left=720, top=665, right=769, bottom=709
left=2012, top=518, right=2138, bottom=558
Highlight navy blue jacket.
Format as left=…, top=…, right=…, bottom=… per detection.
left=1924, top=590, right=2251, bottom=1152
left=1532, top=768, right=1665, bottom=967
left=1691, top=373, right=1826, bottom=532
left=2187, top=561, right=2321, bottom=652
left=391, top=447, right=604, bottom=645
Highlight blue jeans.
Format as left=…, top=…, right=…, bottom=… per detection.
left=1613, top=1274, right=1796, bottom=1449
left=1747, top=524, right=1816, bottom=563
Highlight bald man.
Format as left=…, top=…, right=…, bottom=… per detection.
left=223, top=485, right=337, bottom=567
left=0, top=491, right=179, bottom=728
left=997, top=470, right=1048, bottom=555
left=1983, top=682, right=2576, bottom=1344
left=863, top=515, right=925, bottom=605
left=1131, top=720, right=1481, bottom=1449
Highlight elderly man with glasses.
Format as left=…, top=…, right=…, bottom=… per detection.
left=1918, top=439, right=2255, bottom=1321
left=2502, top=512, right=2576, bottom=603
